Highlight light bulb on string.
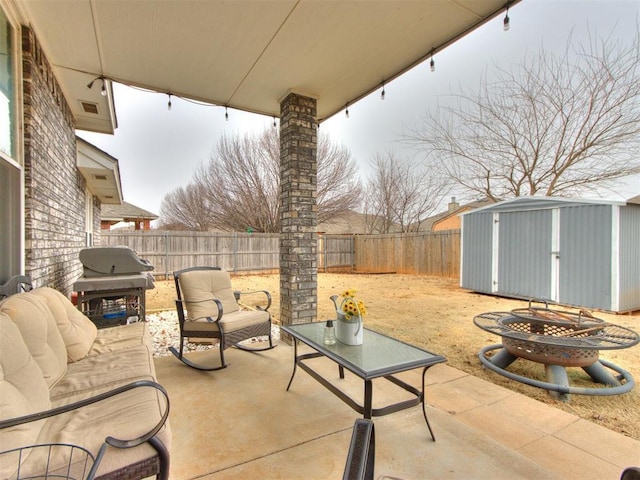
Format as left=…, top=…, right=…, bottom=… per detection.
left=100, top=78, right=107, bottom=96
left=167, top=93, right=172, bottom=111
left=430, top=54, right=435, bottom=72
left=503, top=8, right=510, bottom=31
left=381, top=82, right=386, bottom=100
left=345, top=103, right=350, bottom=118
left=225, top=106, right=229, bottom=121
left=273, top=116, right=277, bottom=128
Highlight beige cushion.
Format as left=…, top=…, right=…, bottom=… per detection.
left=30, top=381, right=170, bottom=480
left=30, top=287, right=97, bottom=362
left=88, top=322, right=150, bottom=356
left=0, top=293, right=67, bottom=388
left=50, top=346, right=156, bottom=404
left=184, top=309, right=270, bottom=334
left=0, top=313, right=51, bottom=479
left=178, top=270, right=239, bottom=321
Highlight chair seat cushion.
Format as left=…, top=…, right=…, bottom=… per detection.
left=185, top=309, right=269, bottom=333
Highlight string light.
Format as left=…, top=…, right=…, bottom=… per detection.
left=167, top=93, right=172, bottom=111
left=345, top=102, right=349, bottom=118
left=273, top=116, right=277, bottom=128
left=87, top=75, right=107, bottom=96
left=430, top=52, right=435, bottom=72
left=381, top=82, right=386, bottom=100
left=225, top=106, right=229, bottom=121
left=503, top=7, right=510, bottom=31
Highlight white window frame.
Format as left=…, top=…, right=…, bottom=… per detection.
left=0, top=2, right=24, bottom=281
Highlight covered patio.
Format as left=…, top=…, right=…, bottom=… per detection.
left=11, top=0, right=523, bottom=327
left=3, top=1, right=639, bottom=479
left=155, top=342, right=637, bottom=479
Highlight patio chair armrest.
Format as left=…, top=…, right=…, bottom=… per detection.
left=343, top=418, right=375, bottom=480
left=175, top=297, right=223, bottom=323
left=0, top=380, right=170, bottom=450
left=233, top=289, right=272, bottom=311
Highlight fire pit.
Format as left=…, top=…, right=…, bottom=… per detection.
left=474, top=301, right=639, bottom=401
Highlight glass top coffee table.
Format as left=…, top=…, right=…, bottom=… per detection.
left=282, top=322, right=447, bottom=441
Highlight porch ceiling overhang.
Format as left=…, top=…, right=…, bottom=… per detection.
left=14, top=0, right=518, bottom=134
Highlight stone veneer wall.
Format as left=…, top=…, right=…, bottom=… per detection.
left=21, top=26, right=98, bottom=294
left=279, top=92, right=318, bottom=338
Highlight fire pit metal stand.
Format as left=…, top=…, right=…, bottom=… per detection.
left=474, top=305, right=639, bottom=401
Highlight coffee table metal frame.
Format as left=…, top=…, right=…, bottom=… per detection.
left=282, top=322, right=447, bottom=441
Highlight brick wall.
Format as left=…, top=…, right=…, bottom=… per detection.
left=21, top=26, right=96, bottom=294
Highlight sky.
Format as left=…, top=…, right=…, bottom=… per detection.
left=77, top=0, right=640, bottom=218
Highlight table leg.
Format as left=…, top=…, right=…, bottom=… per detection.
left=364, top=380, right=373, bottom=419
left=422, top=367, right=436, bottom=442
left=286, top=339, right=298, bottom=391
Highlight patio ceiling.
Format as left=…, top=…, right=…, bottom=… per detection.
left=14, top=0, right=518, bottom=134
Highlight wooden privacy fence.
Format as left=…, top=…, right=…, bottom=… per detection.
left=101, top=230, right=460, bottom=279
left=354, top=230, right=460, bottom=277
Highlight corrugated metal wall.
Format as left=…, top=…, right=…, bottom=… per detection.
left=619, top=205, right=640, bottom=312
left=498, top=209, right=552, bottom=300
left=558, top=205, right=612, bottom=310
left=461, top=212, right=493, bottom=292
left=461, top=198, right=640, bottom=312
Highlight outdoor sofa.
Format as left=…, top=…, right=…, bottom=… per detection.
left=0, top=286, right=170, bottom=479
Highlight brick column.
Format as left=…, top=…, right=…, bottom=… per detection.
left=279, top=92, right=318, bottom=342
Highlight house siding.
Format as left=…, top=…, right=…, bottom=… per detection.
left=21, top=26, right=96, bottom=294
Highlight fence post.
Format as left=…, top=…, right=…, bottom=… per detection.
left=233, top=233, right=237, bottom=274
left=164, top=231, right=169, bottom=280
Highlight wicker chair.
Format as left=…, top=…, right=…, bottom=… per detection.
left=169, top=266, right=276, bottom=371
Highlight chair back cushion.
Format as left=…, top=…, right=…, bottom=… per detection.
left=0, top=312, right=51, bottom=478
left=0, top=293, right=68, bottom=388
left=178, top=269, right=239, bottom=321
left=30, top=287, right=98, bottom=362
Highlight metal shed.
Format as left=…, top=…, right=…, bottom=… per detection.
left=460, top=196, right=640, bottom=313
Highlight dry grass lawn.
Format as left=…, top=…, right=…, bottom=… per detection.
left=146, top=272, right=640, bottom=440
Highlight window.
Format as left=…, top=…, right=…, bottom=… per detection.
left=85, top=189, right=94, bottom=246
left=0, top=7, right=15, bottom=158
left=0, top=6, right=22, bottom=282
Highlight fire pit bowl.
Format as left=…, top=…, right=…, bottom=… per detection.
left=473, top=301, right=639, bottom=401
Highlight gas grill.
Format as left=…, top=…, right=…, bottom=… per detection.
left=73, top=246, right=155, bottom=328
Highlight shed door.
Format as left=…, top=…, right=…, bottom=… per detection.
left=497, top=209, right=553, bottom=300
left=558, top=205, right=612, bottom=309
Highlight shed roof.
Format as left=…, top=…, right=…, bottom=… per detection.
left=462, top=196, right=629, bottom=215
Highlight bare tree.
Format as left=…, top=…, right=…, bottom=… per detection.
left=159, top=128, right=361, bottom=232
left=157, top=183, right=214, bottom=230
left=409, top=30, right=640, bottom=201
left=363, top=152, right=448, bottom=233
left=317, top=134, right=362, bottom=225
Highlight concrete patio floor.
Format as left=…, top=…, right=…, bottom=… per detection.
left=154, top=340, right=639, bottom=480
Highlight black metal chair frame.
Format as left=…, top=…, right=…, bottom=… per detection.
left=343, top=418, right=375, bottom=480
left=0, top=380, right=170, bottom=480
left=169, top=266, right=276, bottom=371
left=0, top=274, right=33, bottom=299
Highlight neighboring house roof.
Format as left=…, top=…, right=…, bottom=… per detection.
left=627, top=194, right=640, bottom=205
left=419, top=198, right=494, bottom=231
left=318, top=211, right=401, bottom=234
left=101, top=202, right=158, bottom=223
